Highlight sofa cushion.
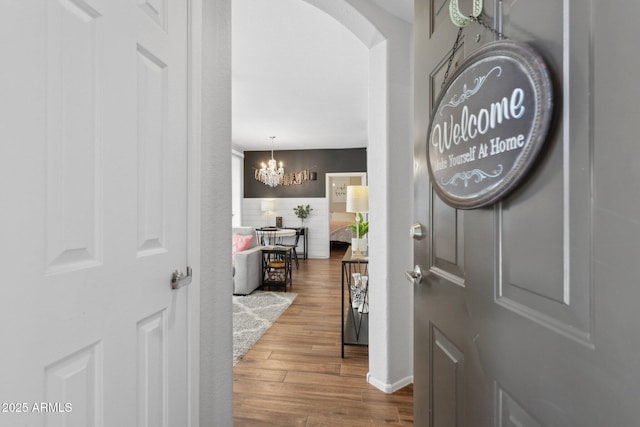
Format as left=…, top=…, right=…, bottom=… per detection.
left=232, top=233, right=254, bottom=259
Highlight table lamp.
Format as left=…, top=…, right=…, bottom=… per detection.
left=346, top=185, right=368, bottom=258
left=261, top=199, right=276, bottom=226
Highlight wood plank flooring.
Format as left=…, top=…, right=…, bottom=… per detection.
left=233, top=246, right=414, bottom=426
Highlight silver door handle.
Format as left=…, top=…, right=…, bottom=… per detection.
left=171, top=266, right=192, bottom=290
left=405, top=265, right=424, bottom=285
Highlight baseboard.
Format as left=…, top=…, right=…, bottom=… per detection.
left=367, top=373, right=414, bottom=394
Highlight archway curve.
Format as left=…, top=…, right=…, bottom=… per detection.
left=302, top=0, right=386, bottom=48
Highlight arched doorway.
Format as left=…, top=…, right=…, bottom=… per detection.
left=201, top=5, right=414, bottom=422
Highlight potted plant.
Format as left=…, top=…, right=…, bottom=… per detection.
left=348, top=212, right=369, bottom=254
left=293, top=204, right=313, bottom=225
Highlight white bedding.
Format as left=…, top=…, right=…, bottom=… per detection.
left=330, top=212, right=355, bottom=243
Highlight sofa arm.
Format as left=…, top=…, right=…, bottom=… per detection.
left=233, top=246, right=263, bottom=295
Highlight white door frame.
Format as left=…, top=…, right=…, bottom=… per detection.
left=325, top=172, right=368, bottom=246
left=187, top=0, right=203, bottom=424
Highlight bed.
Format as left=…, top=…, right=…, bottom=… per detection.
left=330, top=212, right=356, bottom=244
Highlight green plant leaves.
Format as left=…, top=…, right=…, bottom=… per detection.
left=293, top=204, right=313, bottom=221
left=347, top=212, right=369, bottom=238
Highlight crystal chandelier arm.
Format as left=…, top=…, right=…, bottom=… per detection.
left=256, top=136, right=284, bottom=187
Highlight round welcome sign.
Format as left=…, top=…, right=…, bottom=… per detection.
left=427, top=40, right=554, bottom=209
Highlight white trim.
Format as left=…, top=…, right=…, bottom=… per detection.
left=232, top=150, right=244, bottom=226
left=187, top=0, right=202, bottom=425
left=367, top=372, right=414, bottom=394
left=305, top=1, right=414, bottom=391
left=325, top=172, right=367, bottom=243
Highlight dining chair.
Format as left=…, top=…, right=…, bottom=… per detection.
left=282, top=228, right=301, bottom=269
left=257, top=228, right=277, bottom=246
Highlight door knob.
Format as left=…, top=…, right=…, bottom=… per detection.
left=405, top=265, right=424, bottom=285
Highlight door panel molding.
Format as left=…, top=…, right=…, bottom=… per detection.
left=138, top=0, right=168, bottom=31
left=45, top=341, right=103, bottom=426
left=428, top=47, right=466, bottom=285
left=136, top=44, right=169, bottom=257
left=431, top=186, right=466, bottom=285
left=430, top=324, right=465, bottom=427
left=46, top=0, right=103, bottom=274
left=495, top=0, right=594, bottom=348
left=137, top=310, right=169, bottom=427
left=430, top=0, right=451, bottom=37
left=428, top=39, right=466, bottom=116
left=495, top=384, right=544, bottom=427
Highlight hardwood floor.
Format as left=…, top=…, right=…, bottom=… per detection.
left=233, top=246, right=414, bottom=426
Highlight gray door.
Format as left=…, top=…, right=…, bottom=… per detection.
left=413, top=1, right=640, bottom=426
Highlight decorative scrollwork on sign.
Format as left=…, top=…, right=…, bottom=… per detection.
left=441, top=165, right=504, bottom=188
left=427, top=41, right=553, bottom=209
left=449, top=0, right=483, bottom=27
left=441, top=66, right=502, bottom=113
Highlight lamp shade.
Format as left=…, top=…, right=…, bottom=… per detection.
left=261, top=199, right=275, bottom=212
left=346, top=186, right=369, bottom=213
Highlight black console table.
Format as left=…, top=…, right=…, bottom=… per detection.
left=341, top=247, right=369, bottom=357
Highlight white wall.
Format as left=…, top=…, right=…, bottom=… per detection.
left=200, top=0, right=233, bottom=424
left=242, top=197, right=330, bottom=258
left=303, top=0, right=414, bottom=392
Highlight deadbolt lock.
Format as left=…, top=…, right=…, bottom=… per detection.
left=410, top=223, right=425, bottom=240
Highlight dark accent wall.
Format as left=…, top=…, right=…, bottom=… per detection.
left=244, top=148, right=367, bottom=198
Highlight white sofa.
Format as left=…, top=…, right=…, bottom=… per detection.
left=232, top=227, right=263, bottom=295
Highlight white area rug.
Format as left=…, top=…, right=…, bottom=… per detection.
left=233, top=291, right=297, bottom=366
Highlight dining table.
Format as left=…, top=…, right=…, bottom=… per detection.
left=255, top=227, right=297, bottom=246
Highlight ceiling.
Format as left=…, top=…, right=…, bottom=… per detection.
left=231, top=0, right=413, bottom=152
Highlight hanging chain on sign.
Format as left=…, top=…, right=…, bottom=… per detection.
left=442, top=0, right=508, bottom=89
left=469, top=15, right=507, bottom=40
left=441, top=27, right=463, bottom=89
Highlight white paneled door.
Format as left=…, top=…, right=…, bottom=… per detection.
left=0, top=0, right=195, bottom=426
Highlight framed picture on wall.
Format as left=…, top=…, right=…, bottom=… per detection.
left=332, top=177, right=349, bottom=202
